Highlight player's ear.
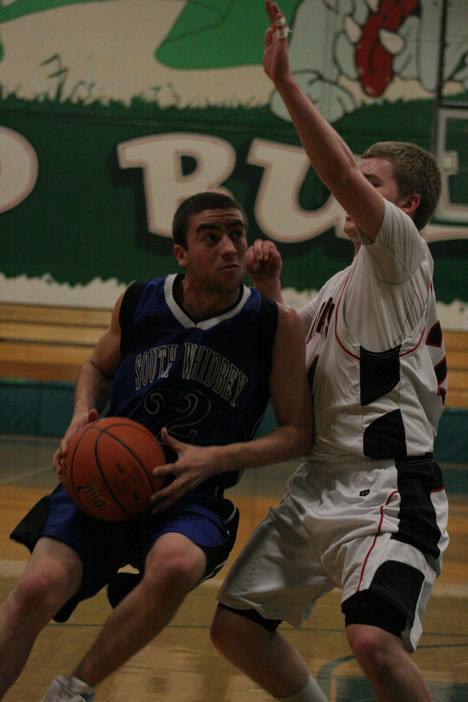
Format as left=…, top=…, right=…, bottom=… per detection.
left=399, top=192, right=420, bottom=218
left=173, top=243, right=188, bottom=269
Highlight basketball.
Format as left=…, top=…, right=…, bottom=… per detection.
left=61, top=417, right=166, bottom=522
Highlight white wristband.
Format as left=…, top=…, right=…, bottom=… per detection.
left=276, top=16, right=290, bottom=39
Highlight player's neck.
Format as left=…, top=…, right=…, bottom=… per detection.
left=176, top=277, right=242, bottom=322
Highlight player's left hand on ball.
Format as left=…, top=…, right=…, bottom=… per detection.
left=53, top=408, right=99, bottom=475
left=151, top=428, right=219, bottom=512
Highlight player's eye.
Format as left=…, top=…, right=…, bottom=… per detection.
left=365, top=176, right=380, bottom=189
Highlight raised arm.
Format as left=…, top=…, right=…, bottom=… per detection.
left=264, top=0, right=385, bottom=240
left=151, top=304, right=312, bottom=510
left=53, top=295, right=124, bottom=472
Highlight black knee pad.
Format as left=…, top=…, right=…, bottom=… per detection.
left=342, top=590, right=407, bottom=638
left=217, top=603, right=281, bottom=633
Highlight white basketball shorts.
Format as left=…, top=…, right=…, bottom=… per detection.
left=219, top=455, right=449, bottom=652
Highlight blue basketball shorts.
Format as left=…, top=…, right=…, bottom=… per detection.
left=11, top=484, right=239, bottom=621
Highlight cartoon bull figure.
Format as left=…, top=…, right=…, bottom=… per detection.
left=271, top=0, right=468, bottom=122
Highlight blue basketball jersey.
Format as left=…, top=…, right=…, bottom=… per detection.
left=108, top=274, right=278, bottom=494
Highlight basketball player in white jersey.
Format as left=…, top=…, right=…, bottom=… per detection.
left=207, top=3, right=450, bottom=701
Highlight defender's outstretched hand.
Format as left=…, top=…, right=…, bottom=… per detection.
left=246, top=239, right=283, bottom=302
left=263, top=1, right=292, bottom=86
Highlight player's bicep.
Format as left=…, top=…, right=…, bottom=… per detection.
left=88, top=296, right=123, bottom=380
left=269, top=306, right=312, bottom=435
left=332, top=167, right=385, bottom=241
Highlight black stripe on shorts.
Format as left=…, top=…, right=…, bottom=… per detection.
left=391, top=455, right=444, bottom=560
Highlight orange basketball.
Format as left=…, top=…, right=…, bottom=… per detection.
left=61, top=417, right=166, bottom=522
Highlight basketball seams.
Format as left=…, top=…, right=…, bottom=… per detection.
left=67, top=425, right=100, bottom=514
left=94, top=432, right=134, bottom=518
left=99, top=424, right=160, bottom=496
left=62, top=417, right=164, bottom=521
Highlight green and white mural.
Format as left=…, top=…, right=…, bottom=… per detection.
left=1, top=0, right=468, bottom=327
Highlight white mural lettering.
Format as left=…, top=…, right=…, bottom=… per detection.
left=248, top=138, right=345, bottom=242
left=0, top=127, right=38, bottom=214
left=117, top=133, right=236, bottom=237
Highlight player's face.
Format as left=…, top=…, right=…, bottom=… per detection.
left=175, top=208, right=248, bottom=293
left=343, top=157, right=402, bottom=240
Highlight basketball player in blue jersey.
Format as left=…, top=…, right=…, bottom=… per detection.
left=205, top=4, right=449, bottom=702
left=0, top=191, right=312, bottom=702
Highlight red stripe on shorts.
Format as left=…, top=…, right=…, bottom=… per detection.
left=356, top=489, right=399, bottom=592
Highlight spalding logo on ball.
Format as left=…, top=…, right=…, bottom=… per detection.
left=61, top=417, right=166, bottom=522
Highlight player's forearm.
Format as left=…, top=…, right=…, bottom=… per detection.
left=274, top=75, right=357, bottom=193
left=213, top=424, right=311, bottom=474
left=73, top=359, right=112, bottom=417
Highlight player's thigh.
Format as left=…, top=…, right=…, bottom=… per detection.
left=136, top=495, right=238, bottom=585
left=337, top=459, right=448, bottom=647
left=219, top=506, right=334, bottom=627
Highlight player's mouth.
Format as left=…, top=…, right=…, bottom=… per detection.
left=347, top=0, right=421, bottom=97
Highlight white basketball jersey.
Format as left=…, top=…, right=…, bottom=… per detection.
left=300, top=200, right=447, bottom=462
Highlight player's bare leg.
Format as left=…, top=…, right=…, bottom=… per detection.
left=0, top=538, right=82, bottom=698
left=346, top=624, right=431, bottom=702
left=211, top=606, right=327, bottom=701
left=72, top=533, right=206, bottom=687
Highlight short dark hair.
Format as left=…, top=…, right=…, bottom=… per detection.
left=172, top=191, right=246, bottom=246
left=361, top=141, right=441, bottom=230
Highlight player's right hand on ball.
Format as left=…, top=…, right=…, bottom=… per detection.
left=53, top=408, right=99, bottom=475
left=151, top=428, right=220, bottom=512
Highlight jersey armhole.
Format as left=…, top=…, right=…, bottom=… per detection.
left=119, top=280, right=147, bottom=355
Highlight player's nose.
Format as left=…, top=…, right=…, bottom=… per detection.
left=220, top=235, right=237, bottom=256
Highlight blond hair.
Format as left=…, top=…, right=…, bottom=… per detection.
left=362, top=142, right=441, bottom=230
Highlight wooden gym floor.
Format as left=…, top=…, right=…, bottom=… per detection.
left=0, top=436, right=467, bottom=702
